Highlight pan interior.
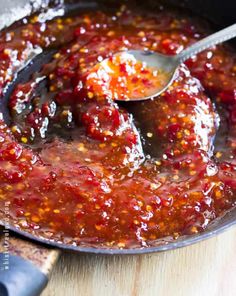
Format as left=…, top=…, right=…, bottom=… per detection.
left=0, top=0, right=235, bottom=253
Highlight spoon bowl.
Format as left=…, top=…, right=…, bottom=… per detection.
left=117, top=50, right=179, bottom=101
left=107, top=23, right=236, bottom=102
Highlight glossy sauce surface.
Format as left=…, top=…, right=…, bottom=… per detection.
left=0, top=5, right=235, bottom=249
left=86, top=52, right=170, bottom=100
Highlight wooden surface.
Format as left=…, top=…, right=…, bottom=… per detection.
left=42, top=227, right=236, bottom=296
left=0, top=233, right=59, bottom=274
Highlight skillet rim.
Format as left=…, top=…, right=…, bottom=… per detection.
left=0, top=0, right=235, bottom=255
left=1, top=208, right=236, bottom=254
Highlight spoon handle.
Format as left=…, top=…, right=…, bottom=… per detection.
left=177, top=23, right=236, bottom=63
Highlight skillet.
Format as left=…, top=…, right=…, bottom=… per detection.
left=0, top=0, right=235, bottom=295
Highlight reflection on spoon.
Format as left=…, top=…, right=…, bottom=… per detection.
left=87, top=23, right=236, bottom=102
left=85, top=52, right=170, bottom=101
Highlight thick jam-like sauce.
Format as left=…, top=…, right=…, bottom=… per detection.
left=0, top=5, right=235, bottom=249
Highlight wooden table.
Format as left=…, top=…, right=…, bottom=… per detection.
left=42, top=227, right=236, bottom=296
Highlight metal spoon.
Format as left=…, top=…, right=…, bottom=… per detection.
left=114, top=23, right=236, bottom=101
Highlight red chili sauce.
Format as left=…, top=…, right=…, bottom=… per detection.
left=0, top=5, right=235, bottom=249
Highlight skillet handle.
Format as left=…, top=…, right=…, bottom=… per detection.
left=0, top=254, right=48, bottom=296
left=0, top=233, right=60, bottom=296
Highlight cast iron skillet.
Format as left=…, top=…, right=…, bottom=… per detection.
left=0, top=0, right=235, bottom=295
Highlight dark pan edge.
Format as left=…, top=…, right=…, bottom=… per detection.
left=1, top=208, right=235, bottom=255
left=0, top=0, right=235, bottom=255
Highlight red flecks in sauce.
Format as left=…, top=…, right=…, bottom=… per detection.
left=0, top=5, right=235, bottom=249
left=85, top=52, right=170, bottom=100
